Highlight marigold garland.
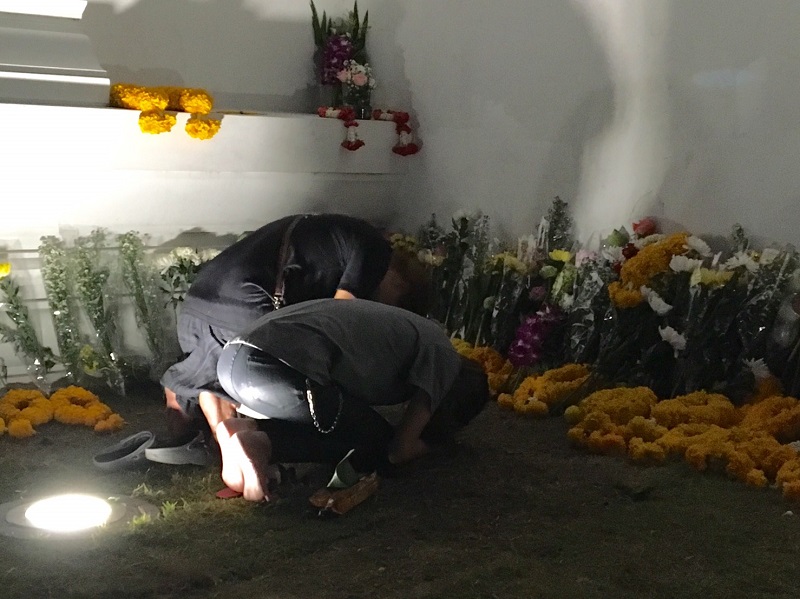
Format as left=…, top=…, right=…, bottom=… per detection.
left=138, top=109, right=177, bottom=135
left=559, top=376, right=800, bottom=501
left=185, top=115, right=222, bottom=140
left=0, top=385, right=126, bottom=438
left=450, top=339, right=512, bottom=395
left=498, top=363, right=590, bottom=418
left=110, top=83, right=218, bottom=140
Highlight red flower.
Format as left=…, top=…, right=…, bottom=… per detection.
left=633, top=217, right=657, bottom=237
left=621, top=243, right=639, bottom=260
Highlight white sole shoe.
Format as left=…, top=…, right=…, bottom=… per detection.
left=144, top=433, right=211, bottom=466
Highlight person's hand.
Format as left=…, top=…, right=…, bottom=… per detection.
left=333, top=289, right=357, bottom=300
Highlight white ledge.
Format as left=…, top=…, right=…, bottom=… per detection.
left=0, top=103, right=409, bottom=174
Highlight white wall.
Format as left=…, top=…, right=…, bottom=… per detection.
left=5, top=0, right=800, bottom=379
left=78, top=0, right=800, bottom=247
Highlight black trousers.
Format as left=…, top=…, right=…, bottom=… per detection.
left=217, top=341, right=395, bottom=472
left=217, top=342, right=490, bottom=472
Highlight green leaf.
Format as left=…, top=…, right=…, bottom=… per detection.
left=360, top=11, right=369, bottom=45
left=352, top=1, right=360, bottom=40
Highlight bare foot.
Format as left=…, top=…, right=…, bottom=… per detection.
left=228, top=430, right=274, bottom=502
left=217, top=419, right=258, bottom=494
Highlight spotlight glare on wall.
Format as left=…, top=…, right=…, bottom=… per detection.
left=24, top=494, right=113, bottom=533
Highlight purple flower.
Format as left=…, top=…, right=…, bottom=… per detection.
left=507, top=304, right=563, bottom=367
left=320, top=35, right=354, bottom=85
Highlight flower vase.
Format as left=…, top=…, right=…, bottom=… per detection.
left=341, top=85, right=372, bottom=120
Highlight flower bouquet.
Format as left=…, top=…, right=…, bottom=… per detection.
left=311, top=0, right=369, bottom=107
left=337, top=60, right=376, bottom=119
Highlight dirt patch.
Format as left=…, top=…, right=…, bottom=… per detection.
left=2, top=381, right=800, bottom=599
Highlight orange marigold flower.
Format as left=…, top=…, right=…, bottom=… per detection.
left=185, top=115, right=222, bottom=140
left=651, top=391, right=739, bottom=429
left=8, top=418, right=35, bottom=438
left=95, top=413, right=126, bottom=433
left=627, top=437, right=667, bottom=462
left=497, top=393, right=515, bottom=410
left=608, top=281, right=643, bottom=308
left=138, top=109, right=177, bottom=134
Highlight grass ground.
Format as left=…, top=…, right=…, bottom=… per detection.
left=2, top=380, right=800, bottom=599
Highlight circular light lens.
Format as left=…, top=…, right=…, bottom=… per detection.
left=24, top=494, right=113, bottom=533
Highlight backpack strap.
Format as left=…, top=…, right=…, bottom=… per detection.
left=272, top=214, right=309, bottom=310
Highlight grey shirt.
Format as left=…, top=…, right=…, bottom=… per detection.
left=238, top=298, right=462, bottom=411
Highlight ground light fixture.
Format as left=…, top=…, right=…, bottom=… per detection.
left=0, top=492, right=159, bottom=539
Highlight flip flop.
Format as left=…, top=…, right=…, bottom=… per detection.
left=215, top=486, right=243, bottom=499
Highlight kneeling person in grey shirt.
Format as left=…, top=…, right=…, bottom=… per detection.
left=215, top=298, right=489, bottom=502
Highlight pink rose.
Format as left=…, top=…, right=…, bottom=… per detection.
left=633, top=217, right=657, bottom=237
left=352, top=73, right=368, bottom=87
left=336, top=70, right=349, bottom=83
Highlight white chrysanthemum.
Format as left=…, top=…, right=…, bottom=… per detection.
left=452, top=209, right=480, bottom=223
left=669, top=255, right=704, bottom=273
left=199, top=248, right=221, bottom=262
left=633, top=233, right=666, bottom=250
left=659, top=326, right=686, bottom=354
left=154, top=255, right=174, bottom=273
left=759, top=248, right=781, bottom=265
left=640, top=286, right=672, bottom=316
left=686, top=236, right=712, bottom=257
left=171, top=246, right=197, bottom=261
left=744, top=358, right=772, bottom=380
left=724, top=252, right=759, bottom=273
left=602, top=246, right=624, bottom=263
left=559, top=294, right=574, bottom=310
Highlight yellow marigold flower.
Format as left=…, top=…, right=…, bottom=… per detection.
left=179, top=88, right=214, bottom=115
left=739, top=395, right=800, bottom=440
left=138, top=109, right=176, bottom=134
left=624, top=416, right=668, bottom=442
left=548, top=249, right=572, bottom=263
left=515, top=397, right=548, bottom=417
left=586, top=430, right=627, bottom=454
left=185, top=114, right=222, bottom=140
left=0, top=416, right=6, bottom=435
left=650, top=391, right=739, bottom=429
left=578, top=386, right=657, bottom=425
left=8, top=418, right=35, bottom=438
left=497, top=393, right=515, bottom=410
left=608, top=281, right=643, bottom=308
left=95, top=413, right=125, bottom=433
left=782, top=480, right=800, bottom=501
left=0, top=262, right=10, bottom=279
left=487, top=372, right=510, bottom=396
left=627, top=437, right=666, bottom=462
left=777, top=458, right=800, bottom=488
left=0, top=388, right=50, bottom=423
left=110, top=83, right=169, bottom=111
left=618, top=232, right=689, bottom=289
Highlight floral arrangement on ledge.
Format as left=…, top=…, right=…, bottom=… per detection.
left=109, top=83, right=222, bottom=140
left=0, top=386, right=124, bottom=439
left=311, top=1, right=369, bottom=100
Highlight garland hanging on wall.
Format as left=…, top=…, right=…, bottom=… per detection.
left=317, top=106, right=421, bottom=154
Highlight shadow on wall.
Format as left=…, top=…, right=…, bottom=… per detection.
left=83, top=0, right=318, bottom=113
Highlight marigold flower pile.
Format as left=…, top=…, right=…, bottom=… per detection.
left=497, top=363, right=590, bottom=417
left=0, top=386, right=124, bottom=439
left=109, top=83, right=221, bottom=139
left=450, top=339, right=512, bottom=396
left=562, top=380, right=800, bottom=501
